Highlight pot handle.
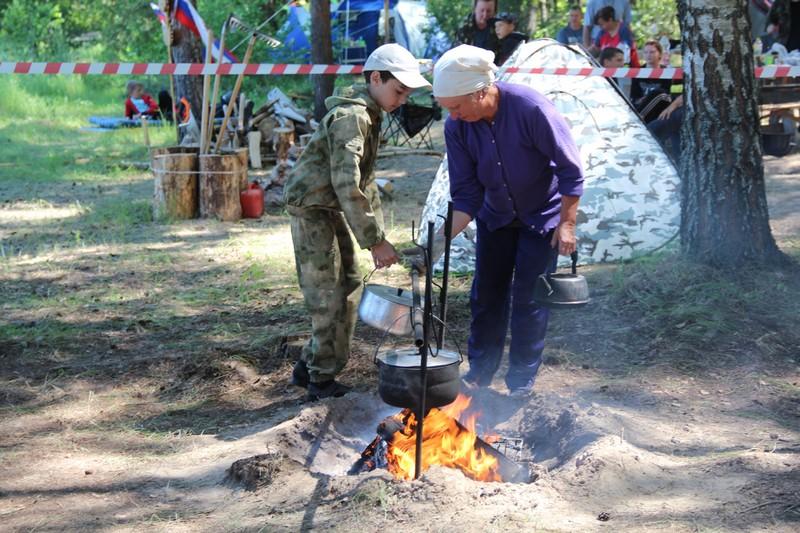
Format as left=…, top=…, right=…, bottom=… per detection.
left=372, top=314, right=417, bottom=364
left=571, top=251, right=578, bottom=275
left=371, top=315, right=465, bottom=365
left=362, top=267, right=377, bottom=285
left=429, top=314, right=464, bottom=363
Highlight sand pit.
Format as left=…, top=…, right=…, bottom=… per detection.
left=213, top=390, right=798, bottom=531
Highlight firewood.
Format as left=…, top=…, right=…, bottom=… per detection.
left=253, top=99, right=278, bottom=118
left=248, top=131, right=262, bottom=169
left=273, top=127, right=294, bottom=163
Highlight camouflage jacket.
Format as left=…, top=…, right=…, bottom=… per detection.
left=454, top=13, right=500, bottom=56
left=284, top=86, right=385, bottom=250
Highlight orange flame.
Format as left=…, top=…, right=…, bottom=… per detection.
left=385, top=394, right=502, bottom=481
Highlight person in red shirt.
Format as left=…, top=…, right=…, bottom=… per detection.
left=593, top=6, right=639, bottom=67
left=124, top=80, right=160, bottom=120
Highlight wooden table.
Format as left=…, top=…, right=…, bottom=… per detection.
left=759, top=80, right=800, bottom=123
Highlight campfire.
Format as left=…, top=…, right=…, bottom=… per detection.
left=351, top=394, right=530, bottom=483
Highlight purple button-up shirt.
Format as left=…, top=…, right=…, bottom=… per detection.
left=445, top=81, right=584, bottom=234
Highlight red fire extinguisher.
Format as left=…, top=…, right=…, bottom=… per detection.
left=240, top=182, right=264, bottom=218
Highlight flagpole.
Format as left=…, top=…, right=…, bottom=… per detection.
left=163, top=0, right=179, bottom=143
left=167, top=46, right=179, bottom=143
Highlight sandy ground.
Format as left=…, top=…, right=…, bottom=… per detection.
left=0, top=130, right=798, bottom=532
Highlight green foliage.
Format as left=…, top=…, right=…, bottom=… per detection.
left=425, top=0, right=472, bottom=40
left=0, top=0, right=296, bottom=63
left=629, top=0, right=680, bottom=43
left=0, top=0, right=68, bottom=59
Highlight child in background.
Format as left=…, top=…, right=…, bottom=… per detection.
left=599, top=46, right=624, bottom=68
left=598, top=47, right=629, bottom=96
left=124, top=80, right=160, bottom=120
left=490, top=12, right=528, bottom=66
left=593, top=6, right=639, bottom=66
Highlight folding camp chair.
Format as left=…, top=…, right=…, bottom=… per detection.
left=382, top=96, right=442, bottom=150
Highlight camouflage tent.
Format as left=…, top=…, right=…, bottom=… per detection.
left=420, top=39, right=681, bottom=272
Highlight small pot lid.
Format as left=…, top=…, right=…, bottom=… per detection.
left=376, top=347, right=460, bottom=368
left=364, top=284, right=423, bottom=306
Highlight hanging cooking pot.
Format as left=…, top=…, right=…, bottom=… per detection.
left=358, top=267, right=426, bottom=336
left=375, top=347, right=462, bottom=411
left=533, top=251, right=590, bottom=308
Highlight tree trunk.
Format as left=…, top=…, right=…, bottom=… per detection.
left=310, top=0, right=336, bottom=121
left=171, top=5, right=204, bottom=134
left=677, top=0, right=782, bottom=266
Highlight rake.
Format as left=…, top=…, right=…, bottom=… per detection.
left=213, top=17, right=281, bottom=154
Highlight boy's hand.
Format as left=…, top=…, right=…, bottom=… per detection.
left=371, top=240, right=400, bottom=269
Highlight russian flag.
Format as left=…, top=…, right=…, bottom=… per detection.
left=173, top=0, right=238, bottom=63
left=214, top=39, right=239, bottom=63
left=150, top=3, right=167, bottom=27
left=173, top=0, right=207, bottom=43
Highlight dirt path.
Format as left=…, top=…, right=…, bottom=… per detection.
left=1, top=138, right=798, bottom=531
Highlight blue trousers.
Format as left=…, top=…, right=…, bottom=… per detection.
left=647, top=107, right=684, bottom=161
left=465, top=218, right=556, bottom=390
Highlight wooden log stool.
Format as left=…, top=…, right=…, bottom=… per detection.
left=151, top=146, right=199, bottom=220
left=199, top=153, right=243, bottom=221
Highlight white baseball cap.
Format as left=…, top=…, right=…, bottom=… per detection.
left=364, top=43, right=431, bottom=89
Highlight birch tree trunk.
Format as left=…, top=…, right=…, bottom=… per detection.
left=678, top=0, right=782, bottom=266
left=311, top=0, right=336, bottom=121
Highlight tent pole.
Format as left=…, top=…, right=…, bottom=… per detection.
left=345, top=0, right=350, bottom=63
left=383, top=0, right=390, bottom=44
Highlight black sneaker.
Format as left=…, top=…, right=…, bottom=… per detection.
left=307, top=380, right=352, bottom=401
left=291, top=360, right=310, bottom=388
left=508, top=386, right=536, bottom=399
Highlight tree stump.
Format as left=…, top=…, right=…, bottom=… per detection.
left=232, top=147, right=249, bottom=192
left=151, top=147, right=199, bottom=220
left=199, top=153, right=242, bottom=221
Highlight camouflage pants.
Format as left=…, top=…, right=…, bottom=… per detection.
left=290, top=209, right=361, bottom=383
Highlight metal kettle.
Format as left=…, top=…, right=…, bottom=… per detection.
left=533, top=251, right=590, bottom=308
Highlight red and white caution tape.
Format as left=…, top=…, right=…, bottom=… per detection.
left=1, top=62, right=799, bottom=78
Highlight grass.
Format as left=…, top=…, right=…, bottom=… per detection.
left=607, top=252, right=800, bottom=371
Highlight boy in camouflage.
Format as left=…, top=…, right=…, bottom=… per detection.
left=283, top=44, right=431, bottom=401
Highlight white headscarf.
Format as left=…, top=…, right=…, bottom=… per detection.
left=433, top=45, right=498, bottom=98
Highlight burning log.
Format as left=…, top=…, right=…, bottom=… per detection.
left=351, top=402, right=531, bottom=484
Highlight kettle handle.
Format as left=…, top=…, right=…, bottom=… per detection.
left=547, top=248, right=579, bottom=274
left=538, top=273, right=554, bottom=296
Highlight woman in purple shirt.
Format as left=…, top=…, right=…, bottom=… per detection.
left=430, top=45, right=584, bottom=396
